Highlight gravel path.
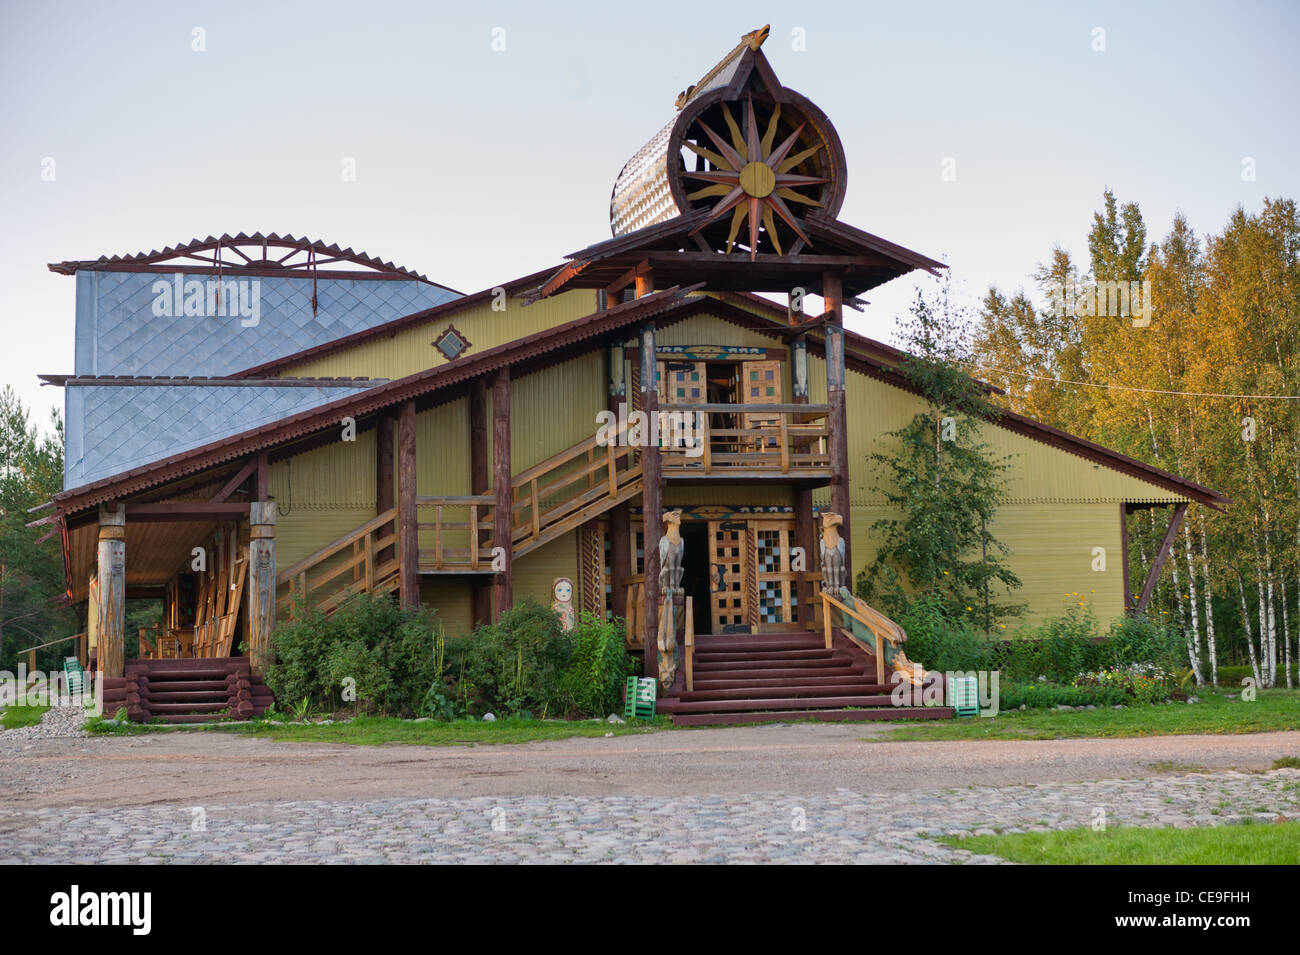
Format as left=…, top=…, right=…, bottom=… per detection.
left=2, top=722, right=1299, bottom=862
left=0, top=770, right=1295, bottom=864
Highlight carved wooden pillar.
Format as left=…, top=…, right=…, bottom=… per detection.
left=247, top=501, right=277, bottom=672
left=792, top=332, right=815, bottom=626
left=397, top=400, right=419, bottom=608
left=96, top=504, right=126, bottom=679
left=823, top=272, right=851, bottom=579
left=470, top=379, right=492, bottom=626
left=639, top=321, right=661, bottom=681
left=492, top=367, right=513, bottom=619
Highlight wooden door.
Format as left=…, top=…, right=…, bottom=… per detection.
left=708, top=520, right=751, bottom=632
left=754, top=520, right=800, bottom=629
left=741, top=360, right=783, bottom=453
left=657, top=360, right=706, bottom=454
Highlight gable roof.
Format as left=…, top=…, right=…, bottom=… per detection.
left=48, top=231, right=461, bottom=292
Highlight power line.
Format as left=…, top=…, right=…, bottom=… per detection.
left=976, top=365, right=1300, bottom=401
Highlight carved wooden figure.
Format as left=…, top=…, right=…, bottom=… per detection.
left=819, top=511, right=846, bottom=593
left=551, top=577, right=576, bottom=632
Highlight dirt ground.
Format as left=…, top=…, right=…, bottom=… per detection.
left=4, top=724, right=1299, bottom=810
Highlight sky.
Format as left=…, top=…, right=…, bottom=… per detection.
left=2, top=0, right=1297, bottom=433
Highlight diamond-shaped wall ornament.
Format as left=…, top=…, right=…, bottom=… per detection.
left=433, top=324, right=471, bottom=361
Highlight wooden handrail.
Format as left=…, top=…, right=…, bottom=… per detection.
left=821, top=590, right=907, bottom=686
left=684, top=596, right=695, bottom=692
left=276, top=507, right=398, bottom=584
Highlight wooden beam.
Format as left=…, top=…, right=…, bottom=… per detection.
left=470, top=378, right=492, bottom=627
left=376, top=412, right=396, bottom=565
left=255, top=451, right=270, bottom=500
left=1135, top=502, right=1188, bottom=614
left=823, top=272, right=851, bottom=578
left=635, top=266, right=655, bottom=299
left=125, top=502, right=250, bottom=522
left=1120, top=503, right=1133, bottom=613
left=397, top=400, right=419, bottom=608
left=492, top=367, right=513, bottom=619
left=639, top=321, right=661, bottom=681
left=210, top=460, right=257, bottom=504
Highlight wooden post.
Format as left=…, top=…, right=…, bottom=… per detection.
left=1120, top=503, right=1133, bottom=614
left=492, top=367, right=513, bottom=619
left=398, top=400, right=419, bottom=608
left=247, top=501, right=276, bottom=672
left=376, top=413, right=396, bottom=565
left=1135, top=502, right=1187, bottom=614
left=607, top=337, right=630, bottom=623
left=470, top=379, right=492, bottom=627
left=639, top=321, right=661, bottom=681
left=823, top=272, right=851, bottom=579
left=791, top=320, right=815, bottom=626
left=96, top=504, right=126, bottom=679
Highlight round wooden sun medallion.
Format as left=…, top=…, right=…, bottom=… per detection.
left=738, top=161, right=775, bottom=198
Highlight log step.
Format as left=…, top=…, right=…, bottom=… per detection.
left=679, top=683, right=893, bottom=701
left=146, top=701, right=230, bottom=714
left=142, top=680, right=228, bottom=693
left=657, top=694, right=897, bottom=714
left=670, top=707, right=955, bottom=726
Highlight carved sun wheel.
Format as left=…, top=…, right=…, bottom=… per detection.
left=670, top=93, right=842, bottom=259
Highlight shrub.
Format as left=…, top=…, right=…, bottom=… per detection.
left=1104, top=614, right=1185, bottom=674
left=559, top=612, right=635, bottom=717
left=264, top=593, right=442, bottom=717
left=447, top=598, right=573, bottom=718
left=1074, top=663, right=1173, bottom=704
left=896, top=596, right=996, bottom=673
left=1000, top=683, right=1129, bottom=709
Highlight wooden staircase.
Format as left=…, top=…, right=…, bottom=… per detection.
left=101, top=658, right=274, bottom=724
left=657, top=629, right=953, bottom=726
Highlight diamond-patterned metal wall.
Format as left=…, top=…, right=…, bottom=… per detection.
left=65, top=381, right=376, bottom=490
left=77, top=272, right=459, bottom=377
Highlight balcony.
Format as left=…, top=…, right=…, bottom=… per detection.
left=658, top=403, right=832, bottom=484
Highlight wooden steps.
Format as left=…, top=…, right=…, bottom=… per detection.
left=105, top=657, right=275, bottom=724
left=659, top=630, right=950, bottom=726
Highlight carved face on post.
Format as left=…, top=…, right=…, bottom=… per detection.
left=820, top=512, right=843, bottom=542
left=663, top=509, right=683, bottom=536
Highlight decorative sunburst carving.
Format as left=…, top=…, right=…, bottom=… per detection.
left=680, top=96, right=828, bottom=258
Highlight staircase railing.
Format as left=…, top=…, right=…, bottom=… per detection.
left=417, top=495, right=495, bottom=571
left=509, top=419, right=642, bottom=557
left=276, top=507, right=399, bottom=616
left=660, top=403, right=830, bottom=475
left=821, top=589, right=908, bottom=685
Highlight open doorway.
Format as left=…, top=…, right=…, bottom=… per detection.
left=679, top=521, right=713, bottom=636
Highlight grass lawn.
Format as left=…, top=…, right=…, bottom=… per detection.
left=877, top=688, right=1300, bottom=742
left=0, top=703, right=49, bottom=730
left=129, top=714, right=669, bottom=746
left=939, top=820, right=1300, bottom=864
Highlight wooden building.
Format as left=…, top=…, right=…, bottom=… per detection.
left=36, top=27, right=1223, bottom=723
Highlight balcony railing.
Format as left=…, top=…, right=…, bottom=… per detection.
left=658, top=403, right=830, bottom=477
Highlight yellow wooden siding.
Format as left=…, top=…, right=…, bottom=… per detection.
left=509, top=351, right=606, bottom=474
left=655, top=312, right=785, bottom=351
left=420, top=577, right=475, bottom=637
left=513, top=535, right=578, bottom=618
left=806, top=358, right=1189, bottom=507
left=848, top=502, right=1125, bottom=629
left=280, top=289, right=599, bottom=380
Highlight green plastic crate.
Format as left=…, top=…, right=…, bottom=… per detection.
left=63, top=657, right=86, bottom=696
left=624, top=677, right=656, bottom=720
left=947, top=675, right=980, bottom=717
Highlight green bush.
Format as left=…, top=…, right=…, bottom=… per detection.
left=1000, top=683, right=1129, bottom=709
left=264, top=593, right=442, bottom=717
left=559, top=612, right=635, bottom=717
left=1214, top=665, right=1287, bottom=687
left=1103, top=614, right=1185, bottom=674
left=447, top=598, right=573, bottom=718
left=897, top=596, right=996, bottom=673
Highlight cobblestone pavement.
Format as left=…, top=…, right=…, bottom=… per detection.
left=1, top=770, right=1296, bottom=864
